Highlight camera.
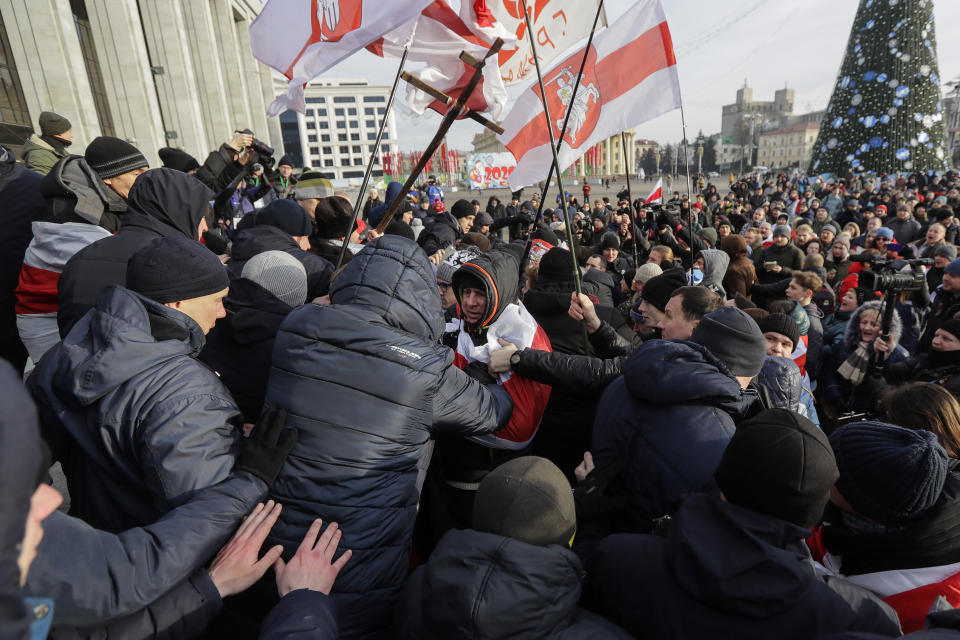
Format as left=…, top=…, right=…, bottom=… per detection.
left=250, top=138, right=275, bottom=158
left=853, top=257, right=931, bottom=293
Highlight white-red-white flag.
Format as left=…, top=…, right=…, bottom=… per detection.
left=368, top=1, right=516, bottom=119
left=490, top=0, right=605, bottom=86
left=644, top=178, right=663, bottom=204
left=250, top=0, right=433, bottom=115
left=498, top=0, right=680, bottom=191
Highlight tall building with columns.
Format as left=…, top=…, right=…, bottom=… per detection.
left=0, top=0, right=282, bottom=167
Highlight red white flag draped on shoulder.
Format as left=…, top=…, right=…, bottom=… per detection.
left=250, top=0, right=433, bottom=116
left=644, top=177, right=663, bottom=204
left=490, top=0, right=605, bottom=86
left=367, top=0, right=516, bottom=119
left=498, top=0, right=681, bottom=191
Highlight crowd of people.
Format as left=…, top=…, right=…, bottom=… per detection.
left=4, top=109, right=960, bottom=638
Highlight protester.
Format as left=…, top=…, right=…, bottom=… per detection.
left=883, top=382, right=960, bottom=457
left=22, top=111, right=73, bottom=175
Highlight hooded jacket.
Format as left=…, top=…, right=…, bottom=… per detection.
left=39, top=155, right=126, bottom=232
left=397, top=529, right=631, bottom=639
left=588, top=494, right=901, bottom=639
left=228, top=224, right=333, bottom=300
left=27, top=286, right=241, bottom=533
left=417, top=210, right=463, bottom=256
left=264, top=235, right=512, bottom=639
left=21, top=133, right=68, bottom=176
left=698, top=248, right=730, bottom=298
left=199, top=277, right=294, bottom=423
left=56, top=168, right=214, bottom=337
left=720, top=234, right=757, bottom=299
left=592, top=340, right=758, bottom=530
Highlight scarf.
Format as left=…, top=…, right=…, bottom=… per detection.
left=838, top=341, right=873, bottom=386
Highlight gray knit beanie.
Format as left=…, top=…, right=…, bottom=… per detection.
left=241, top=251, right=307, bottom=308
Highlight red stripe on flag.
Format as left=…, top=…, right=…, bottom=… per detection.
left=427, top=61, right=489, bottom=117
left=505, top=21, right=675, bottom=160
left=422, top=0, right=489, bottom=49
left=15, top=263, right=61, bottom=315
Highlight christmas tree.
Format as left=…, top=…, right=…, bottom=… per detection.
left=809, top=0, right=947, bottom=175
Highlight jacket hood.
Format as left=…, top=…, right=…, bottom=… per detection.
left=698, top=249, right=729, bottom=297
left=720, top=234, right=748, bottom=259
left=121, top=168, right=212, bottom=240
left=51, top=286, right=206, bottom=406
left=758, top=356, right=802, bottom=410
left=843, top=300, right=902, bottom=351
left=329, top=235, right=443, bottom=340
left=406, top=529, right=583, bottom=638
left=452, top=248, right=521, bottom=329
left=229, top=225, right=297, bottom=263
left=624, top=340, right=753, bottom=415
left=0, top=362, right=43, bottom=638
left=369, top=181, right=405, bottom=227
left=666, top=494, right=817, bottom=617
left=39, top=155, right=125, bottom=231
left=219, top=277, right=293, bottom=345
left=523, top=280, right=574, bottom=316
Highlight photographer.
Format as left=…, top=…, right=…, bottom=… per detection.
left=196, top=129, right=271, bottom=195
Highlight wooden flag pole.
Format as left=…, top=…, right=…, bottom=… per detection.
left=336, top=47, right=410, bottom=269
left=375, top=39, right=505, bottom=235
left=519, top=0, right=593, bottom=353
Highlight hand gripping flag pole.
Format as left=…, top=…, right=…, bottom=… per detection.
left=621, top=131, right=640, bottom=268
left=336, top=46, right=410, bottom=270
left=373, top=38, right=506, bottom=235
left=519, top=0, right=598, bottom=354
left=517, top=0, right=605, bottom=282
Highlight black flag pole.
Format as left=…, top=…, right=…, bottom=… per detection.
left=519, top=0, right=599, bottom=353
left=517, top=0, right=605, bottom=281
left=336, top=46, right=409, bottom=270
left=620, top=131, right=640, bottom=268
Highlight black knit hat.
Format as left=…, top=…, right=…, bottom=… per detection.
left=257, top=198, right=313, bottom=237
left=715, top=409, right=839, bottom=528
left=39, top=111, right=71, bottom=137
left=313, top=196, right=355, bottom=239
left=538, top=248, right=575, bottom=283
left=278, top=154, right=295, bottom=168
left=85, top=136, right=149, bottom=179
left=451, top=199, right=475, bottom=219
left=158, top=147, right=200, bottom=173
left=127, top=236, right=229, bottom=304
left=474, top=211, right=494, bottom=227
left=473, top=456, right=576, bottom=547
left=690, top=306, right=767, bottom=377
left=639, top=267, right=685, bottom=313
left=941, top=318, right=960, bottom=342
left=600, top=233, right=620, bottom=251
left=830, top=422, right=949, bottom=523
left=383, top=219, right=415, bottom=241
left=757, top=313, right=801, bottom=352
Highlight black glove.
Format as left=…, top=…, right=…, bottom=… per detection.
left=235, top=406, right=298, bottom=487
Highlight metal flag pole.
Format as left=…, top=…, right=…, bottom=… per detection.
left=336, top=47, right=410, bottom=270
left=676, top=61, right=696, bottom=270
left=520, top=0, right=595, bottom=353
left=620, top=131, right=639, bottom=268
left=517, top=0, right=605, bottom=280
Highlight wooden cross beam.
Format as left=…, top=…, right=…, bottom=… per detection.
left=375, top=38, right=504, bottom=234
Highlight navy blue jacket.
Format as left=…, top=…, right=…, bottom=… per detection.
left=259, top=590, right=337, bottom=640
left=397, top=529, right=630, bottom=639
left=588, top=494, right=902, bottom=639
left=592, top=339, right=757, bottom=529
left=265, top=236, right=512, bottom=639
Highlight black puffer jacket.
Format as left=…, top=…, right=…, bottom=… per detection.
left=884, top=350, right=960, bottom=400
left=417, top=211, right=462, bottom=255
left=265, top=235, right=512, bottom=639
left=200, top=277, right=294, bottom=422
left=57, top=168, right=213, bottom=337
left=228, top=224, right=333, bottom=300
left=588, top=494, right=902, bottom=639
left=758, top=356, right=802, bottom=411
left=28, top=286, right=241, bottom=533
left=397, top=529, right=630, bottom=639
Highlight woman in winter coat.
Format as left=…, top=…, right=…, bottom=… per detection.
left=821, top=300, right=909, bottom=415
left=884, top=318, right=960, bottom=401
left=720, top=234, right=756, bottom=299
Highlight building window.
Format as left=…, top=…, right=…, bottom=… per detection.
left=310, top=146, right=320, bottom=155
left=367, top=133, right=376, bottom=141
left=279, top=110, right=303, bottom=167
left=308, top=134, right=317, bottom=142
left=382, top=144, right=390, bottom=152
left=368, top=145, right=377, bottom=152
left=363, top=96, right=386, bottom=103
left=321, top=134, right=330, bottom=142
left=324, top=159, right=334, bottom=167
left=364, top=107, right=375, bottom=115
left=322, top=146, right=332, bottom=154
left=306, top=97, right=324, bottom=104
left=366, top=120, right=375, bottom=128
left=344, top=170, right=364, bottom=178
left=352, top=145, right=361, bottom=153
left=307, top=121, right=316, bottom=129
left=333, top=96, right=355, bottom=103
left=377, top=108, right=386, bottom=114
left=336, top=121, right=345, bottom=129
left=349, top=121, right=358, bottom=128
left=70, top=0, right=116, bottom=137
left=306, top=109, right=314, bottom=116
left=340, top=146, right=349, bottom=154
left=353, top=157, right=363, bottom=165
left=319, top=122, right=328, bottom=129
left=0, top=9, right=31, bottom=146
left=334, top=108, right=345, bottom=116
left=338, top=134, right=347, bottom=142
left=318, top=108, right=327, bottom=116
left=350, top=133, right=360, bottom=141
left=347, top=108, right=357, bottom=116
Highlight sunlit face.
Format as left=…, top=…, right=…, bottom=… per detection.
left=773, top=234, right=789, bottom=247
left=943, top=272, right=960, bottom=293
left=459, top=215, right=475, bottom=234
left=839, top=288, right=859, bottom=312
left=859, top=310, right=881, bottom=343
left=933, top=328, right=960, bottom=352
left=760, top=223, right=772, bottom=237
left=460, top=287, right=486, bottom=325
left=603, top=247, right=619, bottom=263
left=820, top=229, right=835, bottom=245
left=796, top=228, right=813, bottom=244
left=657, top=294, right=698, bottom=340
left=928, top=225, right=946, bottom=244
left=165, top=287, right=229, bottom=335
left=786, top=279, right=811, bottom=302
left=764, top=332, right=794, bottom=358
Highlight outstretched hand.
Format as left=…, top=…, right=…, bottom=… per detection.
left=208, top=501, right=284, bottom=598
left=274, top=519, right=352, bottom=598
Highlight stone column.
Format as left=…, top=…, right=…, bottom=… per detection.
left=181, top=0, right=232, bottom=151
left=84, top=0, right=166, bottom=167
left=209, top=0, right=252, bottom=133
left=0, top=0, right=101, bottom=148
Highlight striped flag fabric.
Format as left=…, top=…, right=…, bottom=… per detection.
left=644, top=177, right=663, bottom=204
left=498, top=0, right=681, bottom=190
left=250, top=0, right=433, bottom=115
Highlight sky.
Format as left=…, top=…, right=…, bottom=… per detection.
left=314, top=0, right=960, bottom=151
